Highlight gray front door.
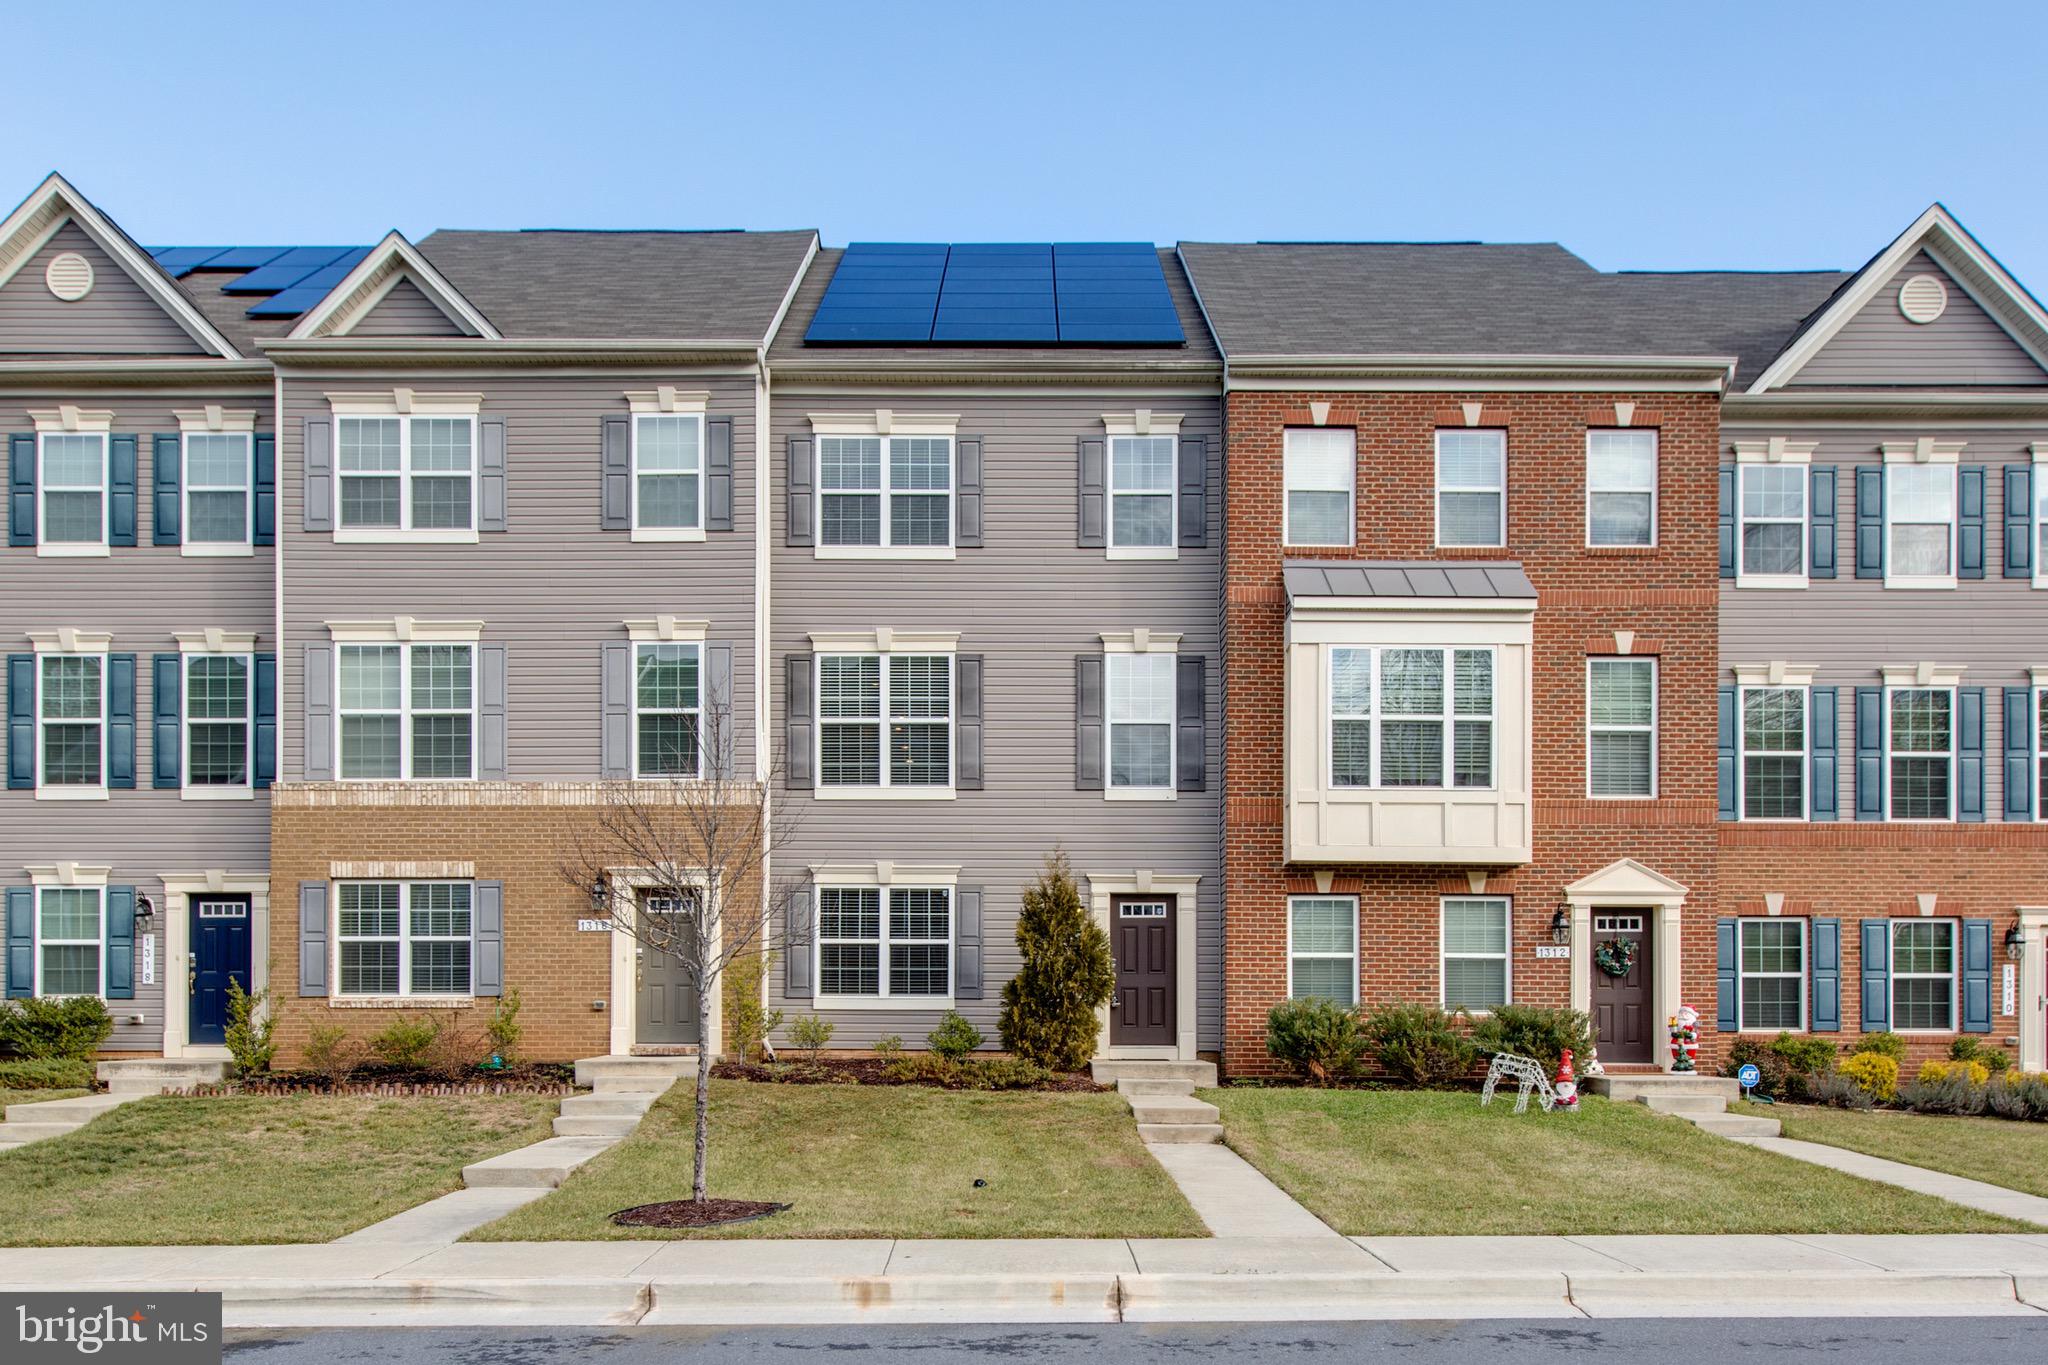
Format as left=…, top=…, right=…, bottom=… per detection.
left=636, top=896, right=700, bottom=1046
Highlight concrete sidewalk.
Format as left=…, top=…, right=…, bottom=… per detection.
left=6, top=1233, right=2048, bottom=1325
left=1732, top=1133, right=2048, bottom=1227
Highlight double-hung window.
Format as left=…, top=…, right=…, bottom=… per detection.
left=38, top=653, right=104, bottom=792
left=185, top=432, right=252, bottom=547
left=1886, top=463, right=1956, bottom=585
left=1890, top=919, right=1956, bottom=1031
left=1740, top=687, right=1806, bottom=820
left=336, top=881, right=472, bottom=997
left=818, top=653, right=951, bottom=790
left=818, top=435, right=952, bottom=550
left=1886, top=686, right=1953, bottom=820
left=337, top=414, right=475, bottom=535
left=816, top=884, right=952, bottom=1001
left=184, top=653, right=251, bottom=790
left=1327, top=646, right=1493, bottom=789
left=1441, top=896, right=1510, bottom=1011
left=635, top=643, right=701, bottom=778
left=1587, top=658, right=1656, bottom=798
left=36, top=886, right=103, bottom=998
left=1282, top=428, right=1354, bottom=546
left=1738, top=918, right=1806, bottom=1030
left=1436, top=430, right=1506, bottom=547
left=40, top=431, right=108, bottom=549
left=1106, top=652, right=1175, bottom=792
left=1738, top=465, right=1807, bottom=582
left=1288, top=895, right=1357, bottom=1005
left=1587, top=430, right=1656, bottom=546
left=338, top=642, right=475, bottom=780
left=633, top=413, right=703, bottom=534
left=1110, top=435, right=1177, bottom=553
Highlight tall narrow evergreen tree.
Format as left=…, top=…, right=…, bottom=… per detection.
left=1000, top=851, right=1115, bottom=1070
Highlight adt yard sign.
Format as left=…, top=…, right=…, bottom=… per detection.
left=1737, top=1063, right=1761, bottom=1097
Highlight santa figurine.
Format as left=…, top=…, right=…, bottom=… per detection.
left=1669, top=1005, right=1700, bottom=1072
left=1553, top=1049, right=1580, bottom=1111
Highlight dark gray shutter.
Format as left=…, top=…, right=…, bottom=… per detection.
left=299, top=882, right=329, bottom=997
left=1716, top=685, right=1736, bottom=821
left=153, top=654, right=181, bottom=789
left=1958, top=686, right=1985, bottom=821
left=478, top=643, right=508, bottom=780
left=473, top=881, right=504, bottom=998
left=1854, top=467, right=1883, bottom=579
left=109, top=434, right=137, bottom=546
left=1717, top=465, right=1734, bottom=579
left=2005, top=686, right=2034, bottom=822
left=1178, top=434, right=1207, bottom=547
left=954, top=886, right=983, bottom=1000
left=955, top=437, right=983, bottom=547
left=1077, top=437, right=1107, bottom=548
left=104, top=887, right=136, bottom=1000
left=254, top=432, right=275, bottom=546
left=1176, top=655, right=1206, bottom=791
left=1860, top=919, right=1890, bottom=1031
left=1962, top=919, right=1993, bottom=1033
left=1811, top=918, right=1841, bottom=1032
left=6, top=655, right=31, bottom=789
left=1076, top=655, right=1104, bottom=789
left=706, top=416, right=734, bottom=532
left=7, top=434, right=33, bottom=547
left=479, top=417, right=507, bottom=532
left=706, top=641, right=735, bottom=778
left=1715, top=919, right=1738, bottom=1031
left=601, top=416, right=631, bottom=530
left=304, top=643, right=334, bottom=781
left=255, top=652, right=276, bottom=788
left=2005, top=465, right=2033, bottom=579
left=1959, top=465, right=1986, bottom=579
left=107, top=654, right=136, bottom=788
left=153, top=434, right=181, bottom=546
left=785, top=653, right=814, bottom=788
left=786, top=436, right=815, bottom=547
left=303, top=417, right=333, bottom=532
left=600, top=641, right=631, bottom=778
left=1808, top=466, right=1836, bottom=578
left=955, top=654, right=984, bottom=789
left=4, top=887, right=30, bottom=997
left=1854, top=687, right=1883, bottom=820
left=784, top=885, right=813, bottom=998
left=1808, top=686, right=1838, bottom=821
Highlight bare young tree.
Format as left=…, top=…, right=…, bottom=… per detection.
left=559, top=691, right=801, bottom=1204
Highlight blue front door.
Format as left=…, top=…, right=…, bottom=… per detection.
left=189, top=896, right=252, bottom=1046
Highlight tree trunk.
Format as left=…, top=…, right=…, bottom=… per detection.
left=692, top=971, right=712, bottom=1203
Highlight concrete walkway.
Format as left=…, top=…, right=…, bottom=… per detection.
left=1734, top=1133, right=2048, bottom=1228
left=1145, top=1141, right=1342, bottom=1239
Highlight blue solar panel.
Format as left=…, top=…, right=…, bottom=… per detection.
left=933, top=243, right=1056, bottom=342
left=153, top=244, right=372, bottom=319
left=1054, top=243, right=1184, bottom=343
left=246, top=286, right=332, bottom=317
left=187, top=247, right=292, bottom=273
left=806, top=243, right=947, bottom=341
left=149, top=247, right=229, bottom=276
left=221, top=247, right=361, bottom=294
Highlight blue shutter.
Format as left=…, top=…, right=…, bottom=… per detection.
left=253, top=652, right=277, bottom=788
left=1716, top=685, right=1737, bottom=821
left=1958, top=466, right=1986, bottom=580
left=1958, top=687, right=1985, bottom=822
left=253, top=432, right=276, bottom=546
left=1809, top=686, right=1839, bottom=821
left=473, top=881, right=504, bottom=998
left=6, top=655, right=31, bottom=790
left=5, top=888, right=31, bottom=997
left=299, top=883, right=329, bottom=997
left=1717, top=464, right=1735, bottom=578
left=1716, top=918, right=1738, bottom=1031
left=1855, top=467, right=1884, bottom=579
left=152, top=654, right=181, bottom=789
left=107, top=654, right=136, bottom=789
left=7, top=434, right=33, bottom=547
left=105, top=886, right=136, bottom=1000
left=1811, top=918, right=1841, bottom=1032
left=1855, top=687, right=1884, bottom=820
left=152, top=434, right=181, bottom=545
left=109, top=434, right=138, bottom=547
left=2005, top=687, right=2033, bottom=822
left=1962, top=918, right=1993, bottom=1034
left=1809, top=466, right=1837, bottom=578
left=2006, top=465, right=2033, bottom=579
left=1860, top=919, right=1890, bottom=1031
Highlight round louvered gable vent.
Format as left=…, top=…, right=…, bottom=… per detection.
left=1898, top=273, right=1947, bottom=324
left=45, top=252, right=94, bottom=302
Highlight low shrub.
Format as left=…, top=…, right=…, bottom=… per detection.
left=1466, top=1005, right=1592, bottom=1072
left=420, top=1011, right=491, bottom=1081
left=1840, top=1051, right=1899, bottom=1102
left=0, top=1057, right=95, bottom=1089
left=303, top=1025, right=363, bottom=1085
left=1901, top=1069, right=1986, bottom=1116
left=223, top=981, right=275, bottom=1075
left=1359, top=1004, right=1474, bottom=1087
left=1987, top=1072, right=2048, bottom=1121
left=484, top=988, right=524, bottom=1064
left=1917, top=1058, right=1989, bottom=1087
left=1979, top=1048, right=2012, bottom=1075
left=723, top=954, right=780, bottom=1065
left=789, top=1014, right=835, bottom=1061
left=872, top=1034, right=904, bottom=1057
left=368, top=1016, right=439, bottom=1070
left=878, top=1053, right=1055, bottom=1090
left=1807, top=1070, right=1877, bottom=1110
left=1948, top=1036, right=1982, bottom=1063
left=927, top=1011, right=983, bottom=1061
left=1265, top=998, right=1367, bottom=1085
left=1768, top=1031, right=1836, bottom=1076
left=1723, top=1038, right=1790, bottom=1097
left=1850, top=1032, right=1907, bottom=1063
left=969, top=1057, right=1056, bottom=1089
left=0, top=996, right=114, bottom=1060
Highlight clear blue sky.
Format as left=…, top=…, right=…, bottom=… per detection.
left=11, top=0, right=2046, bottom=282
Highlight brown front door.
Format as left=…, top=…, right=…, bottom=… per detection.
left=1591, top=912, right=1653, bottom=1064
left=1111, top=896, right=1175, bottom=1047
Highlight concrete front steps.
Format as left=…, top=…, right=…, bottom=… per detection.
left=1092, top=1059, right=1223, bottom=1145
left=98, top=1058, right=228, bottom=1096
left=553, top=1089, right=658, bottom=1138
left=457, top=1056, right=687, bottom=1189
left=573, top=1054, right=697, bottom=1093
left=1586, top=1071, right=1779, bottom=1139
left=0, top=1059, right=233, bottom=1152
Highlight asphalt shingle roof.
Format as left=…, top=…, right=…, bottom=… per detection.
left=1284, top=559, right=1538, bottom=602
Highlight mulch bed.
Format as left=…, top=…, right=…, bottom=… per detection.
left=611, top=1198, right=790, bottom=1229
left=172, top=1061, right=580, bottom=1097
left=712, top=1057, right=1104, bottom=1092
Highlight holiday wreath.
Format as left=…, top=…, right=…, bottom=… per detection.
left=1593, top=937, right=1638, bottom=977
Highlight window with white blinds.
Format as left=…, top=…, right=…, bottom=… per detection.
left=1329, top=646, right=1494, bottom=789
left=1587, top=659, right=1655, bottom=797
left=1586, top=430, right=1655, bottom=547
left=1740, top=686, right=1805, bottom=820
left=1435, top=429, right=1505, bottom=547
left=1441, top=897, right=1509, bottom=1011
left=1739, top=464, right=1806, bottom=580
left=1283, top=428, right=1355, bottom=547
left=1886, top=686, right=1953, bottom=820
left=818, top=653, right=951, bottom=789
left=1288, top=896, right=1357, bottom=1005
left=1106, top=652, right=1175, bottom=790
left=1886, top=463, right=1955, bottom=582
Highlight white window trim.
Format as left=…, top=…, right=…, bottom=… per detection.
left=1440, top=895, right=1512, bottom=1014
left=180, top=642, right=255, bottom=801
left=1735, top=681, right=1810, bottom=823
left=31, top=632, right=111, bottom=801
left=626, top=390, right=709, bottom=543
left=632, top=640, right=703, bottom=780
left=327, top=391, right=483, bottom=545
left=1434, top=428, right=1507, bottom=549
left=1881, top=445, right=1962, bottom=591
left=176, top=408, right=257, bottom=557
left=1889, top=917, right=1959, bottom=1034
left=811, top=633, right=957, bottom=801
left=27, top=872, right=107, bottom=1000
left=1104, top=413, right=1184, bottom=561
left=1733, top=448, right=1811, bottom=590
left=809, top=411, right=959, bottom=561
left=2032, top=443, right=2048, bottom=591
left=811, top=863, right=959, bottom=1011
left=1286, top=894, right=1359, bottom=1005
left=1282, top=427, right=1355, bottom=548
left=329, top=623, right=482, bottom=783
left=1735, top=916, right=1808, bottom=1032
left=331, top=879, right=476, bottom=1001
left=1586, top=657, right=1658, bottom=800
left=2035, top=677, right=2048, bottom=824
left=1585, top=429, right=1657, bottom=548
left=32, top=408, right=112, bottom=558
left=1324, top=644, right=1498, bottom=792
left=1882, top=676, right=1959, bottom=823
left=1103, top=631, right=1181, bottom=801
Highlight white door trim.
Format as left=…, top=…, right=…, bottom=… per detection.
left=158, top=872, right=268, bottom=1059
left=1565, top=858, right=1689, bottom=1072
left=2019, top=908, right=2048, bottom=1074
left=1085, top=870, right=1200, bottom=1061
left=603, top=867, right=721, bottom=1057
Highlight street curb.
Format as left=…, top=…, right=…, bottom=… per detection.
left=1566, top=1272, right=2035, bottom=1318
left=1121, top=1271, right=1579, bottom=1321
left=644, top=1274, right=1124, bottom=1324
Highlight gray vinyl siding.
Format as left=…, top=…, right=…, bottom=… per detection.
left=275, top=368, right=760, bottom=780
left=0, top=224, right=205, bottom=357
left=1790, top=253, right=2048, bottom=388
left=0, top=387, right=274, bottom=1050
left=769, top=387, right=1225, bottom=1051
left=349, top=279, right=464, bottom=338
left=1720, top=424, right=2048, bottom=821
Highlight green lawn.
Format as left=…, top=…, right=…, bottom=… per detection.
left=0, top=1089, right=91, bottom=1111
left=471, top=1079, right=1205, bottom=1241
left=1738, top=1100, right=2048, bottom=1200
left=0, top=1094, right=560, bottom=1245
left=1210, top=1088, right=2027, bottom=1236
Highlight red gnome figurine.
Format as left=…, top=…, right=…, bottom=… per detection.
left=1553, top=1048, right=1580, bottom=1112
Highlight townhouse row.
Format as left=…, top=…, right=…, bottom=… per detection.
left=3, top=173, right=2044, bottom=1078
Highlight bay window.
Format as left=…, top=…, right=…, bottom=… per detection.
left=1327, top=646, right=1493, bottom=789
